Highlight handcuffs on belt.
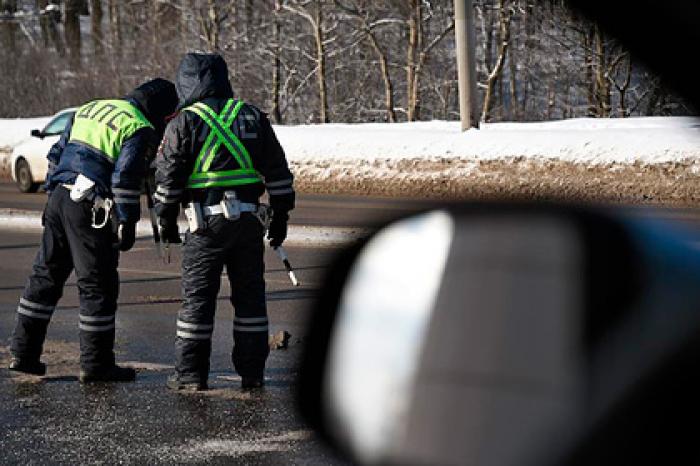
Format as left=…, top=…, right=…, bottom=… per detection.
left=64, top=174, right=114, bottom=230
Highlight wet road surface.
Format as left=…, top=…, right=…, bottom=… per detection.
left=3, top=182, right=700, bottom=464
left=0, top=181, right=440, bottom=228
left=0, top=231, right=348, bottom=464
left=4, top=181, right=700, bottom=230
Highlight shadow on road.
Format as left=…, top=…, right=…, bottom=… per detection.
left=0, top=243, right=41, bottom=250
left=0, top=275, right=182, bottom=292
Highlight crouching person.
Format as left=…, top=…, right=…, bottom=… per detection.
left=9, top=79, right=178, bottom=383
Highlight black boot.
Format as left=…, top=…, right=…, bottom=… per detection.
left=79, top=364, right=136, bottom=383
left=166, top=373, right=208, bottom=391
left=8, top=358, right=46, bottom=376
left=241, top=376, right=264, bottom=389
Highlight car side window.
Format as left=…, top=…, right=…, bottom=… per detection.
left=42, top=112, right=74, bottom=136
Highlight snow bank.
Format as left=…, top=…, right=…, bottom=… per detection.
left=275, top=116, right=700, bottom=204
left=274, top=117, right=700, bottom=165
left=3, top=115, right=698, bottom=164
left=2, top=115, right=699, bottom=204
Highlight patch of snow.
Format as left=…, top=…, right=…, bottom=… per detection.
left=162, top=430, right=314, bottom=462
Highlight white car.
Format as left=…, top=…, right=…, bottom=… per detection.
left=11, top=108, right=76, bottom=192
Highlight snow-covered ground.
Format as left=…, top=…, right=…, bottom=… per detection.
left=275, top=116, right=700, bottom=164
left=2, top=115, right=700, bottom=204
left=3, top=115, right=699, bottom=163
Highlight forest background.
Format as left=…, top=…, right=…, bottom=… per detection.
left=0, top=0, right=692, bottom=122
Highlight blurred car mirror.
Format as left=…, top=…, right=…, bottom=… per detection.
left=30, top=129, right=44, bottom=139
left=300, top=204, right=700, bottom=465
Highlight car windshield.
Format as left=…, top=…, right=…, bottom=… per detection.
left=42, top=112, right=74, bottom=136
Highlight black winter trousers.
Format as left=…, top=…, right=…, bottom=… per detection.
left=176, top=213, right=269, bottom=382
left=10, top=186, right=119, bottom=372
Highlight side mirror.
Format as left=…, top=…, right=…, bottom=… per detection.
left=31, top=129, right=44, bottom=139
left=300, top=204, right=700, bottom=465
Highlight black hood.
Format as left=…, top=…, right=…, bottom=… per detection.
left=175, top=53, right=234, bottom=110
left=126, top=78, right=178, bottom=137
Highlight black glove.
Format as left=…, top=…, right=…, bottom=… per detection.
left=159, top=215, right=182, bottom=244
left=267, top=212, right=289, bottom=248
left=116, top=222, right=136, bottom=252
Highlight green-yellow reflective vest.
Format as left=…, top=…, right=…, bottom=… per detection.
left=184, top=99, right=263, bottom=189
left=70, top=99, right=153, bottom=161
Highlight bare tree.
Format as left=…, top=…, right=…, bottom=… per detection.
left=0, top=0, right=691, bottom=120
left=478, top=0, right=513, bottom=122
left=281, top=0, right=331, bottom=123
left=334, top=0, right=402, bottom=122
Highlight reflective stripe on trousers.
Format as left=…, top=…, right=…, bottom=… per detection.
left=16, top=297, right=56, bottom=320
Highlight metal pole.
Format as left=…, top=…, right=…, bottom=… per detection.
left=454, top=0, right=479, bottom=130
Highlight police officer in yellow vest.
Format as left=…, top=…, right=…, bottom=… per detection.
left=9, top=79, right=178, bottom=382
left=155, top=54, right=295, bottom=390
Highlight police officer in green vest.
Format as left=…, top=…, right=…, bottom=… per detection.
left=9, top=79, right=178, bottom=382
left=155, top=53, right=295, bottom=390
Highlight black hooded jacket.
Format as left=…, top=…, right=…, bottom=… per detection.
left=154, top=53, right=295, bottom=219
left=126, top=78, right=178, bottom=139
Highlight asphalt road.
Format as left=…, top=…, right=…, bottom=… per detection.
left=2, top=181, right=700, bottom=464
left=3, top=181, right=700, bottom=230
left=0, top=181, right=440, bottom=229
left=0, top=229, right=351, bottom=464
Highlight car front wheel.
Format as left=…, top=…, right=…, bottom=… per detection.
left=15, top=158, right=39, bottom=193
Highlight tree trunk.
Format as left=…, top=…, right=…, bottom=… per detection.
left=547, top=79, right=555, bottom=119
left=181, top=0, right=189, bottom=53
left=314, top=1, right=329, bottom=123
left=37, top=0, right=64, bottom=55
left=108, top=0, right=121, bottom=57
left=406, top=0, right=419, bottom=121
left=64, top=0, right=83, bottom=67
left=366, top=30, right=396, bottom=122
left=206, top=0, right=220, bottom=52
left=0, top=3, right=18, bottom=52
left=481, top=0, right=511, bottom=123
left=270, top=10, right=282, bottom=123
left=151, top=0, right=160, bottom=66
left=508, top=16, right=518, bottom=119
left=520, top=3, right=533, bottom=118
left=36, top=0, right=49, bottom=46
left=583, top=24, right=596, bottom=117
left=244, top=0, right=253, bottom=40
left=90, top=0, right=103, bottom=58
left=594, top=25, right=610, bottom=117
left=621, top=58, right=632, bottom=117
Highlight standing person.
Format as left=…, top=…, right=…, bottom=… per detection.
left=9, top=79, right=178, bottom=383
left=155, top=53, right=295, bottom=391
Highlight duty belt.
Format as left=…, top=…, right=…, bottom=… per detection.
left=203, top=203, right=258, bottom=217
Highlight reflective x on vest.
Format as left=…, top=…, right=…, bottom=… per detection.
left=184, top=100, right=262, bottom=189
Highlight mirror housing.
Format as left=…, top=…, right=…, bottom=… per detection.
left=30, top=129, right=44, bottom=139
left=300, top=204, right=700, bottom=465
